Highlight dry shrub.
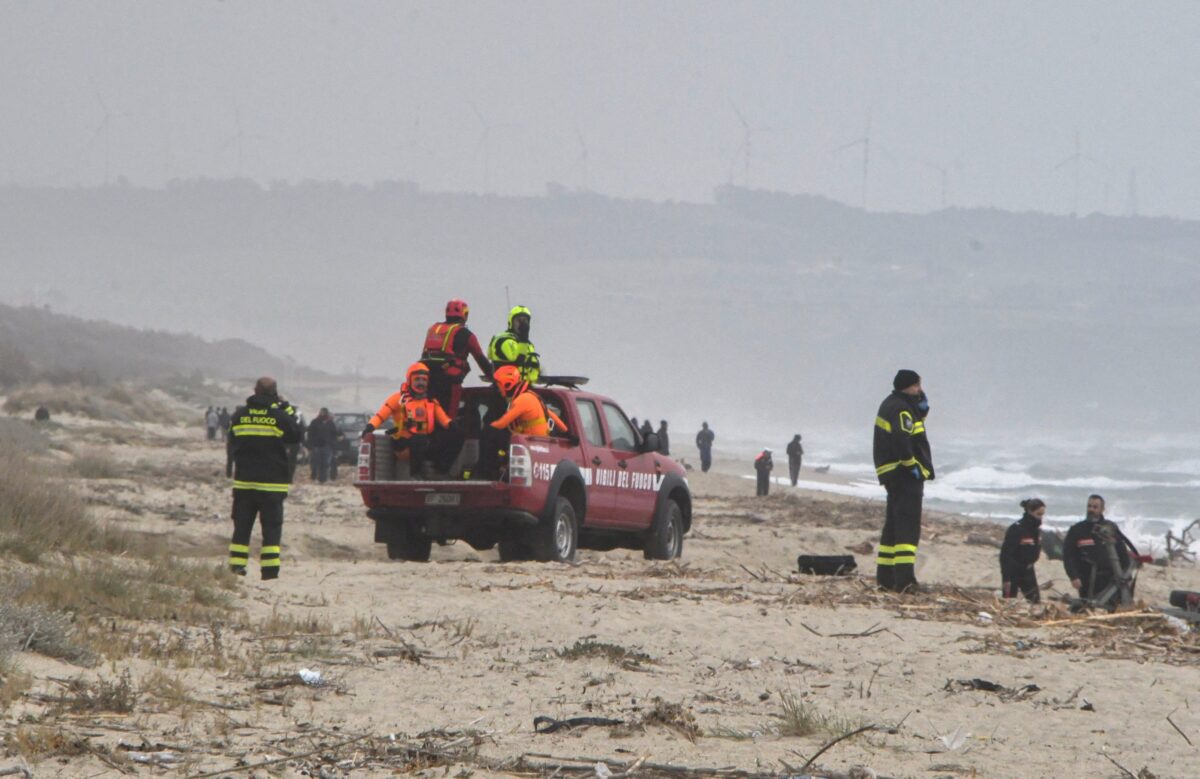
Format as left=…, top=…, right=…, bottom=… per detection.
left=0, top=417, right=48, bottom=453
left=615, top=697, right=700, bottom=742
left=141, top=669, right=195, bottom=715
left=70, top=447, right=123, bottom=479
left=0, top=663, right=33, bottom=711
left=46, top=671, right=137, bottom=715
left=4, top=725, right=92, bottom=760
left=18, top=558, right=235, bottom=624
left=0, top=447, right=116, bottom=563
left=775, top=689, right=860, bottom=738
left=556, top=639, right=653, bottom=668
left=0, top=593, right=96, bottom=666
left=3, top=382, right=145, bottom=422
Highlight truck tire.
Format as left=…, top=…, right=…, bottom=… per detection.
left=385, top=523, right=433, bottom=562
left=643, top=498, right=684, bottom=560
left=533, top=496, right=578, bottom=563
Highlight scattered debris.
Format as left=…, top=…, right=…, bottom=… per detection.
left=944, top=678, right=1040, bottom=701
left=534, top=715, right=624, bottom=734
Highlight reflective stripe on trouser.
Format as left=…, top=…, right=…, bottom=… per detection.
left=260, top=545, right=281, bottom=569
left=229, top=543, right=250, bottom=568
left=877, top=480, right=923, bottom=592
left=230, top=489, right=284, bottom=578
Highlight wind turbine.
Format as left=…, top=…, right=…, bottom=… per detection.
left=730, top=101, right=773, bottom=187
left=1053, top=132, right=1114, bottom=215
left=834, top=113, right=871, bottom=209
left=921, top=157, right=962, bottom=210
left=467, top=101, right=515, bottom=193
left=1053, top=131, right=1085, bottom=215
left=221, top=103, right=267, bottom=177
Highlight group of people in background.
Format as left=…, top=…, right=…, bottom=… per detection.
left=204, top=406, right=231, bottom=440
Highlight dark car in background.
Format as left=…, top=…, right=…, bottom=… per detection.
left=332, top=412, right=370, bottom=474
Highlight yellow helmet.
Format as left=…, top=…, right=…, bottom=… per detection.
left=507, top=305, right=531, bottom=329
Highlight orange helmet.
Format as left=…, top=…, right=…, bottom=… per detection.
left=445, top=299, right=469, bottom=320
left=493, top=365, right=523, bottom=397
left=406, top=362, right=430, bottom=382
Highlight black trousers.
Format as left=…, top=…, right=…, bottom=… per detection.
left=877, top=480, right=924, bottom=592
left=477, top=392, right=509, bottom=479
left=1002, top=566, right=1041, bottom=603
left=789, top=458, right=801, bottom=486
left=699, top=448, right=712, bottom=472
left=756, top=471, right=770, bottom=496
left=310, top=445, right=334, bottom=482
left=393, top=427, right=466, bottom=474
left=230, top=489, right=285, bottom=580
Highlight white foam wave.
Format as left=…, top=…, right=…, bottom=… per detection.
left=936, top=465, right=1200, bottom=491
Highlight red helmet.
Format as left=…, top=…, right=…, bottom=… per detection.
left=445, top=299, right=469, bottom=320
left=493, top=365, right=523, bottom=397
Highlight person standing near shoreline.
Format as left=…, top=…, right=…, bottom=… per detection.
left=872, top=369, right=934, bottom=593
left=695, top=422, right=714, bottom=472
left=1000, top=498, right=1044, bottom=602
left=754, top=449, right=773, bottom=496
left=786, top=434, right=803, bottom=486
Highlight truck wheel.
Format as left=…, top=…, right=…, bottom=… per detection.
left=385, top=524, right=433, bottom=562
left=498, top=537, right=532, bottom=562
left=534, top=496, right=578, bottom=563
left=644, top=499, right=684, bottom=560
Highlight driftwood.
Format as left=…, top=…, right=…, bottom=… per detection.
left=0, top=766, right=33, bottom=779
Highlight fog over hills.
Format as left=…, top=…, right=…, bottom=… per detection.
left=2, top=180, right=1197, bottom=443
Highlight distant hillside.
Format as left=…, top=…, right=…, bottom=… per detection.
left=2, top=180, right=1199, bottom=437
left=0, top=303, right=335, bottom=387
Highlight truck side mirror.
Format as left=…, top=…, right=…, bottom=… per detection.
left=641, top=432, right=660, bottom=453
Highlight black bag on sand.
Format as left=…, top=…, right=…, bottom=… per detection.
left=797, top=554, right=857, bottom=576
left=1169, top=590, right=1200, bottom=612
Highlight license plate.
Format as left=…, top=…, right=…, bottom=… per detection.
left=424, top=493, right=461, bottom=506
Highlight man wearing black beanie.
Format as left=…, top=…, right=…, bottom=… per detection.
left=872, top=369, right=935, bottom=592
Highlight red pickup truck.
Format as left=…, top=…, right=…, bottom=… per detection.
left=353, top=384, right=692, bottom=563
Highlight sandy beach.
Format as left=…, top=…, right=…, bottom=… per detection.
left=5, top=418, right=1200, bottom=779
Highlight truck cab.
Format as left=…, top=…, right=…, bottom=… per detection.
left=353, top=383, right=691, bottom=563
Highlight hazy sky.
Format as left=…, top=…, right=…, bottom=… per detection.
left=4, top=1, right=1199, bottom=218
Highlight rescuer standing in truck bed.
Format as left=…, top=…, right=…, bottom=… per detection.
left=489, top=305, right=541, bottom=383
left=225, top=377, right=302, bottom=580
left=421, top=298, right=494, bottom=417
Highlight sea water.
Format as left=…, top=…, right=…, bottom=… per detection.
left=738, top=433, right=1200, bottom=557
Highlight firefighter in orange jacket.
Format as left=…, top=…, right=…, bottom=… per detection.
left=421, top=299, right=494, bottom=417
left=362, top=362, right=464, bottom=475
left=490, top=366, right=567, bottom=437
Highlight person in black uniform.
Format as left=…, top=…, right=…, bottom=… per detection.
left=873, top=369, right=934, bottom=593
left=1000, top=498, right=1045, bottom=602
left=754, top=449, right=773, bottom=496
left=225, top=377, right=302, bottom=580
left=1063, top=494, right=1138, bottom=599
left=786, top=434, right=804, bottom=486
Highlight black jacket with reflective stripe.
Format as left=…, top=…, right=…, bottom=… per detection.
left=227, top=394, right=302, bottom=490
left=873, top=391, right=934, bottom=486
